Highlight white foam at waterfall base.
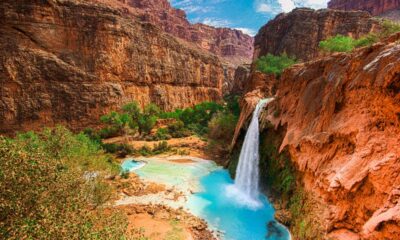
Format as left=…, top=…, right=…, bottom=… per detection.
left=227, top=98, right=274, bottom=210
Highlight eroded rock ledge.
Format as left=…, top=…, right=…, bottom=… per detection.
left=0, top=0, right=224, bottom=134
left=236, top=34, right=400, bottom=239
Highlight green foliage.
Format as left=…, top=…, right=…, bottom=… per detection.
left=319, top=35, right=356, bottom=53
left=381, top=19, right=400, bottom=37
left=256, top=53, right=296, bottom=76
left=154, top=128, right=172, bottom=140
left=138, top=115, right=157, bottom=135
left=208, top=112, right=237, bottom=143
left=0, top=126, right=129, bottom=239
left=137, top=141, right=171, bottom=156
left=354, top=33, right=379, bottom=48
left=167, top=120, right=191, bottom=138
left=152, top=141, right=171, bottom=155
left=224, top=95, right=241, bottom=117
left=102, top=143, right=134, bottom=158
left=138, top=145, right=153, bottom=156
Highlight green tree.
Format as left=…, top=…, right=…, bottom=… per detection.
left=256, top=53, right=296, bottom=76
left=100, top=112, right=132, bottom=142
left=122, top=102, right=141, bottom=130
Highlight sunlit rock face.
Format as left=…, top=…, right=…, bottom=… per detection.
left=239, top=32, right=400, bottom=239
left=102, top=0, right=254, bottom=65
left=328, top=0, right=400, bottom=16
left=254, top=8, right=379, bottom=61
left=0, top=0, right=224, bottom=134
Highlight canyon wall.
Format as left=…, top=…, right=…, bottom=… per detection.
left=254, top=8, right=378, bottom=61
left=236, top=33, right=400, bottom=239
left=0, top=0, right=224, bottom=134
left=328, top=0, right=400, bottom=16
left=103, top=0, right=254, bottom=65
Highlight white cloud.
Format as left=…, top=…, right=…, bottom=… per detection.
left=256, top=3, right=274, bottom=13
left=234, top=27, right=257, bottom=36
left=255, top=0, right=329, bottom=14
left=202, top=18, right=231, bottom=27
left=278, top=0, right=296, bottom=12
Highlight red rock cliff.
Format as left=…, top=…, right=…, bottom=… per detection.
left=105, top=0, right=254, bottom=65
left=238, top=34, right=400, bottom=239
left=328, top=0, right=400, bottom=16
left=254, top=8, right=379, bottom=61
left=0, top=0, right=224, bottom=134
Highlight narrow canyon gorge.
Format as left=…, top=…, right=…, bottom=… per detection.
left=0, top=0, right=399, bottom=240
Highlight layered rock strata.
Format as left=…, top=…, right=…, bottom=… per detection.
left=254, top=8, right=379, bottom=61
left=100, top=0, right=254, bottom=65
left=0, top=0, right=224, bottom=133
left=328, top=0, right=400, bottom=16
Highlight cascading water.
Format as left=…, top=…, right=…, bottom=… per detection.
left=227, top=98, right=274, bottom=209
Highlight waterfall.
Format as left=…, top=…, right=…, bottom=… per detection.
left=227, top=98, right=274, bottom=209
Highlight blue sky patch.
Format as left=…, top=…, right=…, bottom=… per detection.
left=169, top=0, right=329, bottom=36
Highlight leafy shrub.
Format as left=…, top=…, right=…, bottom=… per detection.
left=354, top=33, right=379, bottom=48
left=208, top=112, right=237, bottom=142
left=0, top=126, right=128, bottom=239
left=319, top=35, right=356, bottom=53
left=138, top=145, right=153, bottom=156
left=137, top=141, right=171, bottom=156
left=138, top=115, right=158, bottom=135
left=207, top=112, right=238, bottom=156
left=224, top=95, right=241, bottom=117
left=167, top=120, right=191, bottom=138
left=155, top=128, right=172, bottom=140
left=102, top=143, right=134, bottom=158
left=381, top=19, right=400, bottom=37
left=256, top=53, right=296, bottom=76
left=152, top=141, right=171, bottom=155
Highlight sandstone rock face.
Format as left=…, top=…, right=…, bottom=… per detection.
left=328, top=0, right=400, bottom=16
left=0, top=0, right=224, bottom=134
left=109, top=0, right=254, bottom=65
left=239, top=34, right=400, bottom=239
left=223, top=64, right=251, bottom=95
left=254, top=8, right=379, bottom=61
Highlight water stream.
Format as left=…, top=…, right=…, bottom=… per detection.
left=119, top=99, right=291, bottom=239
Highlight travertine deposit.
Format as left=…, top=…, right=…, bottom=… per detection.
left=236, top=33, right=400, bottom=239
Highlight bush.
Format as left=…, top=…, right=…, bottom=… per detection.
left=208, top=112, right=237, bottom=142
left=138, top=115, right=158, bottom=135
left=0, top=126, right=128, bottom=239
left=256, top=53, right=296, bottom=76
left=319, top=35, right=356, bottom=53
left=167, top=120, right=191, bottom=138
left=152, top=141, right=171, bottom=155
left=381, top=19, right=400, bottom=37
left=102, top=143, right=134, bottom=158
left=154, top=128, right=172, bottom=140
left=137, top=141, right=171, bottom=156
left=354, top=33, right=379, bottom=48
left=138, top=144, right=153, bottom=156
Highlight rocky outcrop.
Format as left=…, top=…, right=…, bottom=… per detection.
left=223, top=64, right=251, bottom=95
left=100, top=0, right=254, bottom=65
left=254, top=8, right=379, bottom=61
left=0, top=0, right=224, bottom=134
left=237, top=34, right=400, bottom=239
left=328, top=0, right=400, bottom=16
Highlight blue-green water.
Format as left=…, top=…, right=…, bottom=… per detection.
left=121, top=159, right=146, bottom=172
left=186, top=169, right=290, bottom=240
left=121, top=157, right=290, bottom=240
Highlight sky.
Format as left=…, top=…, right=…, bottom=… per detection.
left=169, top=0, right=329, bottom=36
